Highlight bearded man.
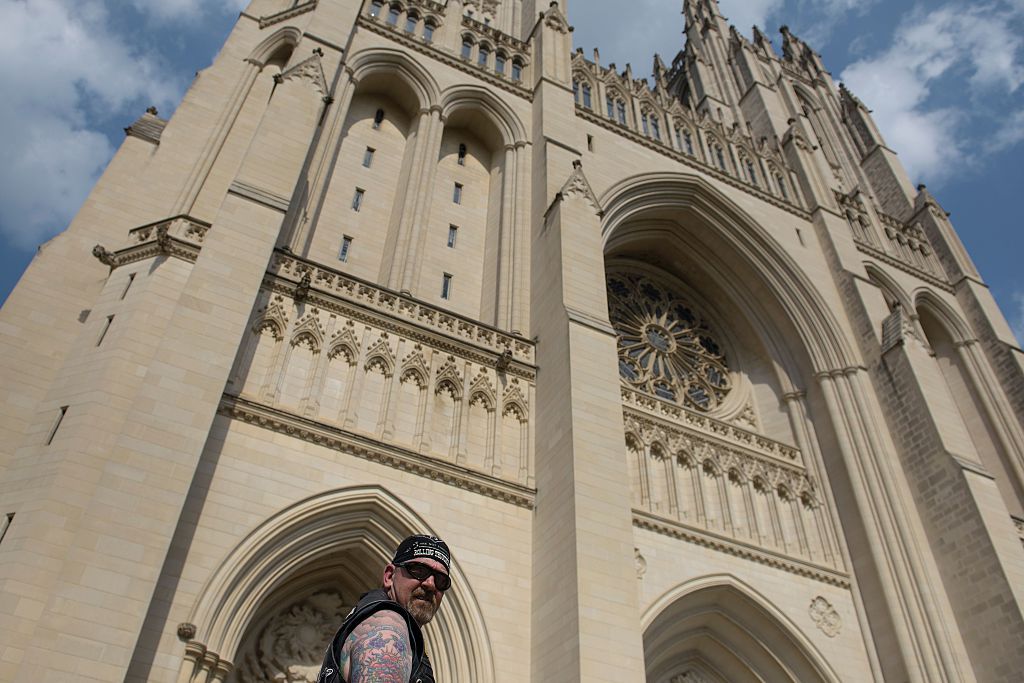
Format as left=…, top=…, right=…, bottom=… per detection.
left=316, top=535, right=451, bottom=683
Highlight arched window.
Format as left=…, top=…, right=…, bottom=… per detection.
left=775, top=172, right=789, bottom=199
left=582, top=84, right=592, bottom=109
left=641, top=112, right=650, bottom=136
left=606, top=96, right=614, bottom=118
left=511, top=59, right=523, bottom=82
left=714, top=143, right=726, bottom=170
left=494, top=52, right=506, bottom=74
left=458, top=144, right=467, bottom=166
left=683, top=130, right=694, bottom=155
left=616, top=100, right=627, bottom=125
left=745, top=158, right=758, bottom=186
left=373, top=108, right=385, bottom=129
left=405, top=13, right=418, bottom=33
left=650, top=114, right=660, bottom=140
left=369, top=1, right=383, bottom=18
left=387, top=5, right=400, bottom=25
left=423, top=20, right=435, bottom=42
left=461, top=38, right=473, bottom=60
left=478, top=45, right=490, bottom=67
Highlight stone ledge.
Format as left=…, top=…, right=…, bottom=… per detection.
left=267, top=251, right=536, bottom=376
left=633, top=510, right=850, bottom=587
left=220, top=394, right=536, bottom=509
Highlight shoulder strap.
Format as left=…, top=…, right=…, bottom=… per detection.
left=317, top=597, right=426, bottom=683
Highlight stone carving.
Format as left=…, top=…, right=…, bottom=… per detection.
left=809, top=596, right=841, bottom=637
left=364, top=334, right=395, bottom=376
left=234, top=590, right=347, bottom=683
left=274, top=51, right=328, bottom=97
left=671, top=671, right=712, bottom=683
left=634, top=547, right=647, bottom=578
left=608, top=268, right=731, bottom=412
left=92, top=244, right=116, bottom=267
left=435, top=355, right=463, bottom=398
left=400, top=344, right=430, bottom=387
left=177, top=622, right=197, bottom=641
left=469, top=368, right=496, bottom=409
left=327, top=321, right=359, bottom=364
left=559, top=160, right=603, bottom=215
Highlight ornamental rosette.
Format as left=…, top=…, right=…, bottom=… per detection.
left=607, top=269, right=731, bottom=411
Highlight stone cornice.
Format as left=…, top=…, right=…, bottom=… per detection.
left=266, top=251, right=537, bottom=379
left=633, top=510, right=850, bottom=587
left=220, top=395, right=535, bottom=509
left=622, top=390, right=801, bottom=463
left=93, top=215, right=209, bottom=269
left=259, top=0, right=318, bottom=28
left=854, top=241, right=954, bottom=292
left=574, top=107, right=809, bottom=220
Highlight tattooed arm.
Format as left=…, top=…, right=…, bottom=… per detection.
left=340, top=610, right=413, bottom=682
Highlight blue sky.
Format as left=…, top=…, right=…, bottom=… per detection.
left=1, top=0, right=1021, bottom=343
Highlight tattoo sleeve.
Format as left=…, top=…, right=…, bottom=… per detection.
left=343, top=611, right=413, bottom=682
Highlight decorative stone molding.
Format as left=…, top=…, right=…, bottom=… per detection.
left=91, top=215, right=209, bottom=269
left=559, top=160, right=603, bottom=215
left=809, top=596, right=842, bottom=637
left=634, top=547, right=647, bottom=579
left=275, top=50, right=329, bottom=98
left=575, top=107, right=807, bottom=218
left=267, top=251, right=535, bottom=376
left=234, top=590, right=346, bottom=682
left=259, top=0, right=318, bottom=29
left=622, top=392, right=801, bottom=463
left=633, top=511, right=850, bottom=588
left=357, top=14, right=532, bottom=102
left=219, top=395, right=535, bottom=508
left=177, top=622, right=197, bottom=641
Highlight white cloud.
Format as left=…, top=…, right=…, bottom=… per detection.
left=0, top=0, right=181, bottom=249
left=720, top=0, right=784, bottom=34
left=839, top=2, right=1024, bottom=185
left=128, top=0, right=246, bottom=23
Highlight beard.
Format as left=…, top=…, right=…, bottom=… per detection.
left=404, top=588, right=439, bottom=626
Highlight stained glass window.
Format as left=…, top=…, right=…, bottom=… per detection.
left=607, top=269, right=731, bottom=411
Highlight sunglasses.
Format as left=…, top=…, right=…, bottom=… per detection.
left=397, top=561, right=452, bottom=591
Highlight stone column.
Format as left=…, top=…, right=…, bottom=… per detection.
left=530, top=162, right=646, bottom=682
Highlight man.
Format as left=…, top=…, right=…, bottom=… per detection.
left=317, top=534, right=452, bottom=683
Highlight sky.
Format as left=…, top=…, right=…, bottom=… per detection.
left=0, top=0, right=1021, bottom=342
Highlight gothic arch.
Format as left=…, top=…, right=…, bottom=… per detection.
left=347, top=47, right=441, bottom=112
left=863, top=263, right=912, bottom=313
left=642, top=575, right=839, bottom=683
left=599, top=172, right=856, bottom=375
left=247, top=26, right=302, bottom=67
left=439, top=86, right=528, bottom=148
left=914, top=289, right=973, bottom=342
left=184, top=486, right=495, bottom=682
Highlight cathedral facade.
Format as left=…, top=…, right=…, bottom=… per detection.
left=2, top=0, right=1023, bottom=680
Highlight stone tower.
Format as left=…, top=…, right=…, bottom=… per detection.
left=1, top=0, right=1023, bottom=681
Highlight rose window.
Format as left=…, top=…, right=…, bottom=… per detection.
left=607, top=270, right=731, bottom=411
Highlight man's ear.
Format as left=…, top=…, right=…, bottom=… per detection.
left=382, top=562, right=396, bottom=591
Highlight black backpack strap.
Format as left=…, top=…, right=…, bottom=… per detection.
left=316, top=599, right=425, bottom=683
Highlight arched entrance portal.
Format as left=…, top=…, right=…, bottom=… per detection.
left=643, top=576, right=838, bottom=683
left=180, top=486, right=494, bottom=682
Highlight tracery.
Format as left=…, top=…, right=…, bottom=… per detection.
left=607, top=268, right=731, bottom=411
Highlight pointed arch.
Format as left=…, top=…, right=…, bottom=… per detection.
left=185, top=486, right=495, bottom=682
left=440, top=85, right=528, bottom=148
left=643, top=575, right=840, bottom=683
left=913, top=288, right=973, bottom=342
left=247, top=26, right=302, bottom=66
left=347, top=47, right=442, bottom=112
left=599, top=172, right=856, bottom=375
